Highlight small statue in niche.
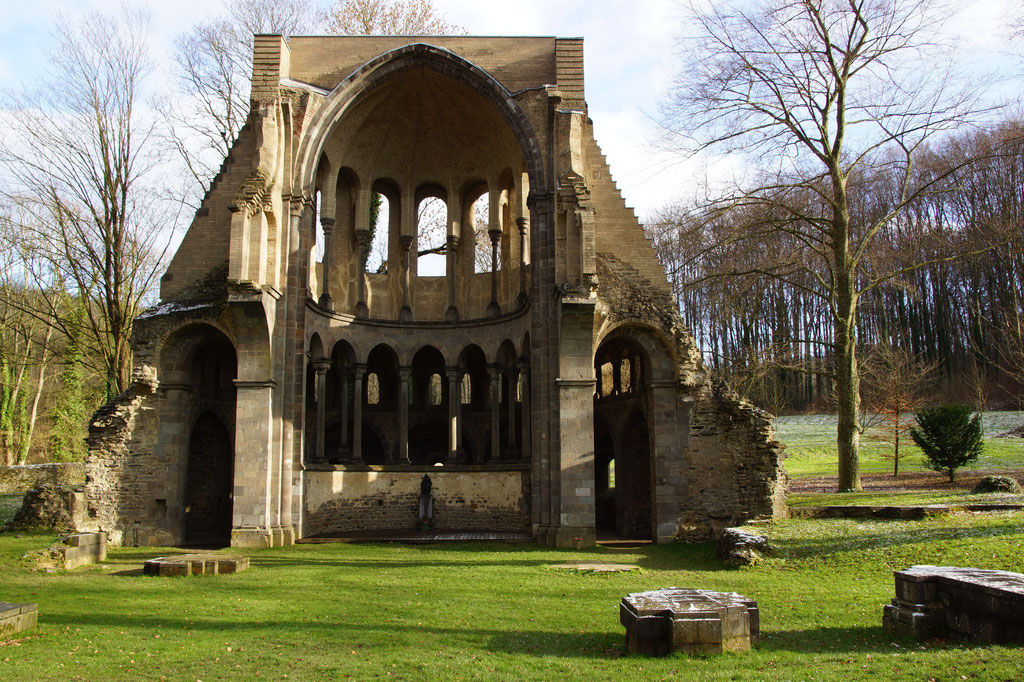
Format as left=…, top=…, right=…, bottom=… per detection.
left=418, top=474, right=434, bottom=530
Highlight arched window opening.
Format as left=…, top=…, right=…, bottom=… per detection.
left=367, top=373, right=380, bottom=405
left=314, top=190, right=325, bottom=263
left=620, top=358, right=631, bottom=395
left=417, top=196, right=447, bottom=276
left=429, top=373, right=442, bottom=406
left=461, top=372, right=472, bottom=404
left=473, top=192, right=494, bottom=274
left=608, top=459, right=616, bottom=488
left=600, top=362, right=614, bottom=397
left=366, top=192, right=389, bottom=274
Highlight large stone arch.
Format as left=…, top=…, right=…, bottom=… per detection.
left=294, top=43, right=547, bottom=201
left=593, top=323, right=682, bottom=542
left=157, top=323, right=239, bottom=546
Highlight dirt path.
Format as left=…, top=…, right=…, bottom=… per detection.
left=789, top=469, right=1024, bottom=494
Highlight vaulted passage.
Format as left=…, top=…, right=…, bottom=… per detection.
left=185, top=412, right=234, bottom=545
left=594, top=336, right=652, bottom=540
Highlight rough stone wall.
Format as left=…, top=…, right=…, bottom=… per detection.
left=304, top=470, right=529, bottom=535
left=681, top=385, right=788, bottom=539
left=0, top=463, right=85, bottom=494
left=82, top=377, right=165, bottom=547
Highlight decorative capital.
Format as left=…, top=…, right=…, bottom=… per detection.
left=310, top=358, right=332, bottom=374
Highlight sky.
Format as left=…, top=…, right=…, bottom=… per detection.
left=0, top=0, right=1020, bottom=226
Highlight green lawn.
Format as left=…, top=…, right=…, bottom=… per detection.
left=3, top=512, right=1024, bottom=680
left=775, top=412, right=1024, bottom=477
left=786, top=490, right=1024, bottom=508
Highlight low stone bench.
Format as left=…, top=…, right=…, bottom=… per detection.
left=144, top=554, right=249, bottom=577
left=58, top=532, right=107, bottom=569
left=791, top=505, right=952, bottom=520
left=620, top=588, right=759, bottom=656
left=0, top=602, right=38, bottom=639
left=883, top=565, right=1024, bottom=644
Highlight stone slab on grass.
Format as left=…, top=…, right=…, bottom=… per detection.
left=144, top=554, right=249, bottom=577
left=0, top=602, right=38, bottom=639
left=883, top=565, right=1024, bottom=644
left=620, top=588, right=759, bottom=656
left=548, top=560, right=639, bottom=572
left=59, top=532, right=107, bottom=569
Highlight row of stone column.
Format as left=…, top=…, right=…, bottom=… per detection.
left=317, top=194, right=529, bottom=320
left=309, top=360, right=531, bottom=465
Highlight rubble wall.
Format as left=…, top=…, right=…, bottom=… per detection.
left=0, top=463, right=85, bottom=494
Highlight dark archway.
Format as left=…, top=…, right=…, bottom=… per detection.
left=594, top=415, right=616, bottom=533
left=594, top=333, right=653, bottom=540
left=184, top=412, right=233, bottom=545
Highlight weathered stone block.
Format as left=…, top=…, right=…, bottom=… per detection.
left=144, top=554, right=250, bottom=577
left=884, top=565, right=1024, bottom=644
left=0, top=602, right=38, bottom=639
left=621, top=588, right=759, bottom=656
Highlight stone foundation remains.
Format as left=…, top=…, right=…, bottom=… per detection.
left=144, top=554, right=250, bottom=577
left=620, top=588, right=760, bottom=656
left=883, top=565, right=1024, bottom=644
left=0, top=602, right=37, bottom=639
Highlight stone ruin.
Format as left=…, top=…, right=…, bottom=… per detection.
left=883, top=565, right=1024, bottom=644
left=620, top=588, right=760, bottom=656
left=81, top=35, right=787, bottom=549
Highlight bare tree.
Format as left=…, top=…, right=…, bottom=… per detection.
left=861, top=343, right=936, bottom=477
left=662, top=0, right=990, bottom=491
left=0, top=7, right=168, bottom=400
left=162, top=0, right=321, bottom=200
left=325, top=0, right=464, bottom=35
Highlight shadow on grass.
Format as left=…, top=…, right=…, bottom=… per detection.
left=39, top=610, right=627, bottom=659
left=763, top=625, right=886, bottom=653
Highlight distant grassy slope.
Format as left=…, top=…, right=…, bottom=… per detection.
left=775, top=412, right=1024, bottom=477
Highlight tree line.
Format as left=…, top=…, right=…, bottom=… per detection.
left=649, top=119, right=1024, bottom=416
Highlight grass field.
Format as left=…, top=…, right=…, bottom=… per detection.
left=775, top=412, right=1024, bottom=478
left=2, top=511, right=1024, bottom=680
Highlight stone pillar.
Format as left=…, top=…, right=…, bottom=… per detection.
left=311, top=358, right=331, bottom=462
left=457, top=372, right=468, bottom=463
left=445, top=368, right=461, bottom=463
left=612, top=359, right=622, bottom=395
left=230, top=380, right=276, bottom=548
left=486, top=228, right=501, bottom=317
left=352, top=364, right=366, bottom=463
left=506, top=366, right=518, bottom=459
left=318, top=217, right=335, bottom=310
left=400, top=234, right=413, bottom=321
left=398, top=367, right=411, bottom=464
left=518, top=359, right=531, bottom=463
left=488, top=364, right=501, bottom=461
left=337, top=367, right=351, bottom=461
left=516, top=216, right=529, bottom=307
left=445, top=235, right=460, bottom=321
left=354, top=229, right=369, bottom=317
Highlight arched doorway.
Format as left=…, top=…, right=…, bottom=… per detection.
left=184, top=412, right=233, bottom=545
left=162, top=324, right=237, bottom=547
left=594, top=334, right=653, bottom=540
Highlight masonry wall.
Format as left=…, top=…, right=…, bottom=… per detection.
left=285, top=36, right=558, bottom=94
left=0, top=463, right=85, bottom=494
left=303, top=469, right=529, bottom=535
left=679, top=388, right=789, bottom=540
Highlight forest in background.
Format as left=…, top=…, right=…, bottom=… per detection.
left=648, top=119, right=1024, bottom=416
